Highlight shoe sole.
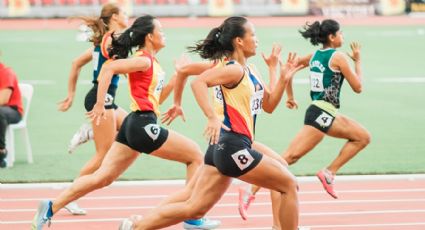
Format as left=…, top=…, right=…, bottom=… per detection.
left=316, top=174, right=338, bottom=199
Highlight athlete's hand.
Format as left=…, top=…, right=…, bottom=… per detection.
left=205, top=116, right=230, bottom=145
left=262, top=43, right=282, bottom=70
left=86, top=103, right=106, bottom=126
left=161, top=104, right=186, bottom=125
left=286, top=98, right=298, bottom=110
left=58, top=96, right=73, bottom=112
left=348, top=42, right=361, bottom=62
left=280, top=52, right=303, bottom=82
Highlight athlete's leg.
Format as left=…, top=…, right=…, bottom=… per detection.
left=52, top=142, right=138, bottom=214
left=326, top=114, right=371, bottom=173
left=133, top=165, right=232, bottom=230
left=282, top=125, right=325, bottom=165
left=238, top=155, right=299, bottom=230
left=114, top=107, right=127, bottom=131
left=239, top=141, right=287, bottom=227
left=78, top=109, right=116, bottom=176
left=157, top=166, right=201, bottom=207
left=150, top=130, right=203, bottom=182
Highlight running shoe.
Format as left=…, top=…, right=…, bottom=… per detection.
left=238, top=186, right=255, bottom=220
left=31, top=200, right=53, bottom=230
left=68, top=123, right=93, bottom=154
left=316, top=168, right=338, bottom=199
left=119, top=215, right=143, bottom=230
left=64, top=201, right=87, bottom=215
left=183, top=218, right=221, bottom=229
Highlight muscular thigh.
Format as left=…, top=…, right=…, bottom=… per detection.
left=92, top=109, right=116, bottom=150
left=252, top=141, right=287, bottom=166
left=151, top=129, right=201, bottom=164
left=94, top=142, right=139, bottom=179
left=327, top=114, right=369, bottom=140
left=238, top=155, right=295, bottom=193
left=187, top=165, right=232, bottom=211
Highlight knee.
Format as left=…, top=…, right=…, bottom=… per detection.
left=358, top=131, right=371, bottom=148
left=188, top=145, right=203, bottom=166
left=92, top=174, right=115, bottom=189
left=283, top=153, right=300, bottom=165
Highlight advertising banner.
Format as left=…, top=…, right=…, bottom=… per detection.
left=281, top=0, right=309, bottom=15
left=309, top=0, right=376, bottom=17
left=8, top=0, right=30, bottom=17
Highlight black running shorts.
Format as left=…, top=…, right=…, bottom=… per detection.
left=116, top=111, right=169, bottom=154
left=204, top=131, right=263, bottom=177
left=304, top=104, right=335, bottom=133
left=84, top=83, right=118, bottom=111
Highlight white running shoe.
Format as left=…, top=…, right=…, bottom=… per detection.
left=68, top=123, right=93, bottom=154
left=64, top=201, right=87, bottom=215
left=119, top=215, right=143, bottom=230
left=31, top=200, right=53, bottom=230
left=183, top=218, right=221, bottom=229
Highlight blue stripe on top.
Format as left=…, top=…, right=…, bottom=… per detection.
left=93, top=45, right=120, bottom=87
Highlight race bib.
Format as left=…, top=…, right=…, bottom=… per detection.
left=92, top=51, right=100, bottom=71
left=231, top=149, right=255, bottom=171
left=315, top=112, right=333, bottom=127
left=104, top=93, right=113, bottom=106
left=144, top=124, right=161, bottom=141
left=213, top=86, right=223, bottom=104
left=154, top=70, right=165, bottom=97
left=310, top=71, right=324, bottom=92
left=250, top=90, right=264, bottom=115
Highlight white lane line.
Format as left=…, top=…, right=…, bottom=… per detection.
left=4, top=188, right=425, bottom=202
left=220, top=222, right=425, bottom=230
left=4, top=210, right=425, bottom=224
left=5, top=198, right=425, bottom=213
left=308, top=222, right=425, bottom=229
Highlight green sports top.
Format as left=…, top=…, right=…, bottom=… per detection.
left=309, top=48, right=345, bottom=111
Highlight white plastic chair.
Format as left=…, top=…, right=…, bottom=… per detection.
left=5, top=83, right=33, bottom=167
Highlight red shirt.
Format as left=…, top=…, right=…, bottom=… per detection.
left=0, top=63, right=23, bottom=115
left=128, top=51, right=165, bottom=116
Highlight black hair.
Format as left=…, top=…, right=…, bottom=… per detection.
left=188, top=16, right=248, bottom=60
left=299, top=19, right=340, bottom=46
left=108, top=15, right=155, bottom=59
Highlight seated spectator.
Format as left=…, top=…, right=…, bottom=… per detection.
left=0, top=61, right=23, bottom=168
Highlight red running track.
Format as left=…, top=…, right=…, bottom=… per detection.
left=2, top=175, right=425, bottom=230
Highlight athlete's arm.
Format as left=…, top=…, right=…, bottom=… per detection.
left=262, top=53, right=302, bottom=113
left=191, top=64, right=242, bottom=144
left=159, top=72, right=177, bottom=104
left=87, top=56, right=151, bottom=125
left=261, top=44, right=281, bottom=92
left=174, top=62, right=214, bottom=106
left=285, top=53, right=311, bottom=109
left=161, top=62, right=214, bottom=125
left=332, top=43, right=362, bottom=93
left=58, top=47, right=93, bottom=112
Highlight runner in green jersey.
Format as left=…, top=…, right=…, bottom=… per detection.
left=283, top=19, right=371, bottom=199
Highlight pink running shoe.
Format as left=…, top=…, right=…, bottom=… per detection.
left=316, top=169, right=338, bottom=199
left=238, top=187, right=255, bottom=220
